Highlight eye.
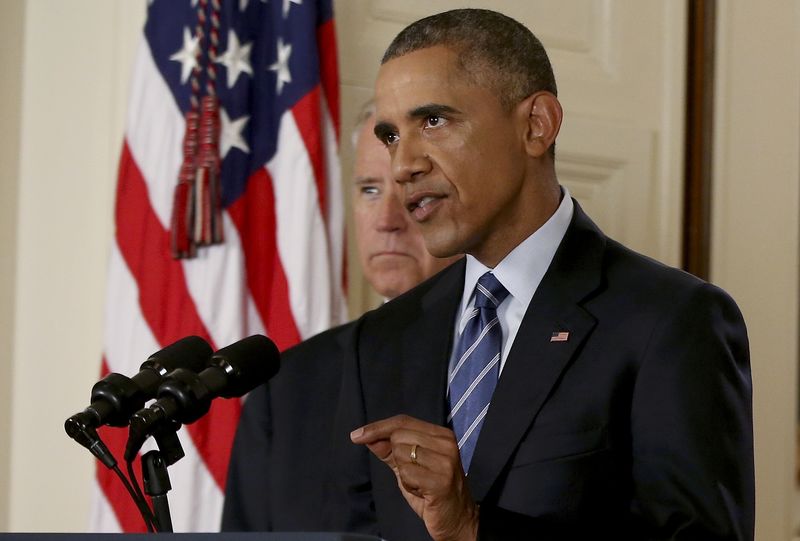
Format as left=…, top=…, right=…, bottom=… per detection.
left=424, top=115, right=446, bottom=128
left=379, top=132, right=399, bottom=147
left=358, top=184, right=381, bottom=198
left=374, top=122, right=399, bottom=147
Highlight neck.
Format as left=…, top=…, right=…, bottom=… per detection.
left=472, top=176, right=561, bottom=267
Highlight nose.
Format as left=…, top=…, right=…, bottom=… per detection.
left=391, top=134, right=430, bottom=185
left=375, top=188, right=408, bottom=233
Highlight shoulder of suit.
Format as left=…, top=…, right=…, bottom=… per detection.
left=599, top=237, right=739, bottom=311
left=278, top=320, right=358, bottom=365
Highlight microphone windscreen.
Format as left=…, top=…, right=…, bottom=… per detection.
left=210, top=335, right=280, bottom=397
left=142, top=335, right=212, bottom=374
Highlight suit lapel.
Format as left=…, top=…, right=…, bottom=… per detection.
left=361, top=261, right=465, bottom=541
left=399, top=260, right=465, bottom=425
left=467, top=203, right=607, bottom=501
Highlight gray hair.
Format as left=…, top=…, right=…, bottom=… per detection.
left=350, top=99, right=376, bottom=150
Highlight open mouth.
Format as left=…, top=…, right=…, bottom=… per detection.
left=406, top=193, right=445, bottom=222
left=407, top=195, right=440, bottom=213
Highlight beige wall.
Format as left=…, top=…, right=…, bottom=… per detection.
left=0, top=0, right=25, bottom=531
left=0, top=0, right=797, bottom=537
left=5, top=0, right=145, bottom=531
left=711, top=2, right=800, bottom=539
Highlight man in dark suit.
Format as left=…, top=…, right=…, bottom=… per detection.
left=344, top=8, right=754, bottom=541
left=220, top=103, right=459, bottom=530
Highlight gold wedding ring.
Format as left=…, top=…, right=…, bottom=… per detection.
left=410, top=444, right=419, bottom=465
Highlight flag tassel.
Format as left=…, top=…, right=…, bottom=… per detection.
left=170, top=111, right=200, bottom=258
left=195, top=95, right=224, bottom=246
left=169, top=0, right=224, bottom=259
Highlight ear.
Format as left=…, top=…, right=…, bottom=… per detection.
left=518, top=91, right=562, bottom=158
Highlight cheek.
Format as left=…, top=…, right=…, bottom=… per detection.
left=353, top=199, right=378, bottom=232
left=353, top=208, right=375, bottom=260
left=432, top=138, right=496, bottom=207
left=458, top=144, right=525, bottom=210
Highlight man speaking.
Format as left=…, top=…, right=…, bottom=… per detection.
left=342, top=8, right=754, bottom=541
left=221, top=102, right=459, bottom=531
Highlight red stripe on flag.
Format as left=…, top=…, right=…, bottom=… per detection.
left=292, top=87, right=328, bottom=223
left=317, top=19, right=340, bottom=140
left=228, top=168, right=302, bottom=352
left=185, top=398, right=241, bottom=490
left=96, top=427, right=150, bottom=533
left=115, top=144, right=213, bottom=346
left=114, top=142, right=239, bottom=490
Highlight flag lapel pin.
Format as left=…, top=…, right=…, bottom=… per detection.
left=550, top=331, right=569, bottom=342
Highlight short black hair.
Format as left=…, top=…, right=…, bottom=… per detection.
left=382, top=8, right=557, bottom=111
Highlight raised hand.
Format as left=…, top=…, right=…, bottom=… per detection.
left=351, top=414, right=479, bottom=541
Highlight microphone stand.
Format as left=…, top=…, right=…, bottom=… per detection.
left=142, top=450, right=173, bottom=532
left=139, top=420, right=185, bottom=532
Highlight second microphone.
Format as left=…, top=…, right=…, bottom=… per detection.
left=125, top=334, right=280, bottom=461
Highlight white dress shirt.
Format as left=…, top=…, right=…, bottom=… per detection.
left=450, top=187, right=574, bottom=375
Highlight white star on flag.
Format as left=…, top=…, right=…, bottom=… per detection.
left=268, top=38, right=292, bottom=94
left=283, top=0, right=302, bottom=18
left=220, top=108, right=251, bottom=158
left=217, top=30, right=253, bottom=88
left=169, top=27, right=199, bottom=84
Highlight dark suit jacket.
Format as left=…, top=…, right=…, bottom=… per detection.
left=221, top=321, right=360, bottom=531
left=332, top=202, right=754, bottom=540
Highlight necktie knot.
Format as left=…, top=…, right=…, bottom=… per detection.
left=474, top=272, right=509, bottom=309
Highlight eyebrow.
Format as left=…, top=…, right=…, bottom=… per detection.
left=353, top=176, right=381, bottom=185
left=407, top=103, right=460, bottom=120
left=373, top=103, right=462, bottom=142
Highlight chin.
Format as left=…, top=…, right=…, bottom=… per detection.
left=425, top=241, right=463, bottom=260
left=373, top=275, right=420, bottom=300
left=420, top=229, right=459, bottom=257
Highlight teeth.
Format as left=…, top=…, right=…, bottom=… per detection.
left=418, top=196, right=436, bottom=208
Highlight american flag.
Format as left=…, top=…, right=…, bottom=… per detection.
left=91, top=0, right=345, bottom=531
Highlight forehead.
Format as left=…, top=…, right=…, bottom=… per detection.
left=374, top=46, right=477, bottom=116
left=354, top=118, right=390, bottom=173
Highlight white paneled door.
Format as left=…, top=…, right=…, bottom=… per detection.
left=335, top=0, right=688, bottom=314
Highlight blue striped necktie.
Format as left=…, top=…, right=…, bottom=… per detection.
left=448, top=272, right=509, bottom=473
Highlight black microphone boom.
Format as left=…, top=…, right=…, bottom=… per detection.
left=126, top=334, right=280, bottom=460
left=65, top=336, right=213, bottom=432
left=65, top=336, right=212, bottom=469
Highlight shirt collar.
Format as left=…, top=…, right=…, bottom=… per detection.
left=459, top=186, right=574, bottom=310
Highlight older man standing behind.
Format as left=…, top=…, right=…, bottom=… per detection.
left=352, top=102, right=456, bottom=301
left=220, top=103, right=459, bottom=531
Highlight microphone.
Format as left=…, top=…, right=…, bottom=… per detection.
left=65, top=336, right=213, bottom=431
left=125, top=335, right=280, bottom=460
left=65, top=336, right=213, bottom=467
